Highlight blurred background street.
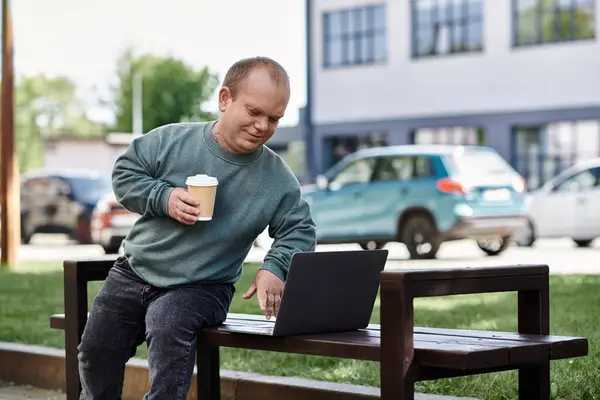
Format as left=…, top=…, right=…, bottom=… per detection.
left=17, top=234, right=600, bottom=275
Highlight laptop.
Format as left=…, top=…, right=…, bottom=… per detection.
left=223, top=249, right=388, bottom=337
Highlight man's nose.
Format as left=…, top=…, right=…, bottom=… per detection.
left=255, top=116, right=268, bottom=131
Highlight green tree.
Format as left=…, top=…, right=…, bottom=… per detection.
left=14, top=74, right=104, bottom=172
left=111, top=48, right=219, bottom=133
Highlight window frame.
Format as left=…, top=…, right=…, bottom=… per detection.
left=322, top=4, right=387, bottom=68
left=410, top=0, right=485, bottom=59
left=329, top=157, right=377, bottom=189
left=552, top=167, right=600, bottom=192
left=371, top=155, right=434, bottom=183
left=512, top=0, right=597, bottom=48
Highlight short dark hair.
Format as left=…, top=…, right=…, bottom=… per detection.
left=222, top=56, right=290, bottom=98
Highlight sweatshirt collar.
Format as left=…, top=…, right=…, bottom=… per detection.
left=202, top=121, right=263, bottom=165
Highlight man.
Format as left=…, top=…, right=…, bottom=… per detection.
left=77, top=56, right=317, bottom=399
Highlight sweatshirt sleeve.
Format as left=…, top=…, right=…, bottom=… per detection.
left=112, top=128, right=175, bottom=217
left=260, top=186, right=317, bottom=282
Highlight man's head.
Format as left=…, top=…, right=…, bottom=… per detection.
left=216, top=56, right=291, bottom=154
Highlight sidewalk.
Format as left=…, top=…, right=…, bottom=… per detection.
left=0, top=382, right=65, bottom=400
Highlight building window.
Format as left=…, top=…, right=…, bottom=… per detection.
left=323, top=4, right=387, bottom=68
left=413, top=126, right=485, bottom=145
left=512, top=120, right=600, bottom=188
left=411, top=0, right=484, bottom=58
left=327, top=133, right=388, bottom=168
left=513, top=0, right=596, bottom=46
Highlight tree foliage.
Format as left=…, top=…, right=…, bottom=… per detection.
left=14, top=74, right=104, bottom=172
left=111, top=48, right=220, bottom=133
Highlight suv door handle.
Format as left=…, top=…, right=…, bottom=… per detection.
left=400, top=187, right=409, bottom=196
left=577, top=197, right=587, bottom=205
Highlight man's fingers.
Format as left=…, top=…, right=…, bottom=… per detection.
left=177, top=190, right=200, bottom=207
left=265, top=292, right=275, bottom=320
left=176, top=201, right=200, bottom=217
left=175, top=208, right=197, bottom=225
left=175, top=199, right=200, bottom=224
left=274, top=294, right=281, bottom=317
left=258, top=287, right=267, bottom=315
left=242, top=283, right=257, bottom=299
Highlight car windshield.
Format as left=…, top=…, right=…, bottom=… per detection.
left=67, top=175, right=113, bottom=204
left=449, top=150, right=518, bottom=181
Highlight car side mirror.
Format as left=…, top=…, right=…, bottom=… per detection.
left=316, top=175, right=329, bottom=190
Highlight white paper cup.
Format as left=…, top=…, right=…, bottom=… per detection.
left=185, top=174, right=218, bottom=221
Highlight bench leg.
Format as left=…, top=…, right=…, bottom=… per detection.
left=519, top=364, right=550, bottom=400
left=196, top=343, right=221, bottom=400
left=381, top=371, right=415, bottom=400
left=518, top=282, right=550, bottom=400
left=64, top=263, right=88, bottom=399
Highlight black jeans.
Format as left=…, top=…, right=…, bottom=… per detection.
left=77, top=257, right=234, bottom=400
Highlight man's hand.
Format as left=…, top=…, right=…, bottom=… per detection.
left=168, top=188, right=200, bottom=225
left=242, top=269, right=284, bottom=319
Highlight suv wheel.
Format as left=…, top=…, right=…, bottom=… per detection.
left=74, top=214, right=93, bottom=245
left=21, top=215, right=32, bottom=244
left=477, top=236, right=511, bottom=256
left=102, top=239, right=123, bottom=254
left=401, top=214, right=441, bottom=260
left=515, top=220, right=536, bottom=247
left=359, top=241, right=386, bottom=250
left=573, top=239, right=593, bottom=248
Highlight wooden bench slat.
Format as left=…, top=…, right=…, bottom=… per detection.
left=207, top=322, right=548, bottom=369
left=415, top=327, right=589, bottom=359
left=221, top=317, right=585, bottom=359
left=382, top=264, right=549, bottom=282
left=50, top=312, right=585, bottom=370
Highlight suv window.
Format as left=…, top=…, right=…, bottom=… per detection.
left=372, top=156, right=432, bottom=182
left=554, top=167, right=600, bottom=193
left=449, top=150, right=517, bottom=180
left=330, top=158, right=375, bottom=189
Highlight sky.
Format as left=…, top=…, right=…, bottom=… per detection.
left=12, top=0, right=307, bottom=127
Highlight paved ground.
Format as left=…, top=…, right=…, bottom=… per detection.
left=0, top=382, right=65, bottom=400
left=13, top=234, right=600, bottom=275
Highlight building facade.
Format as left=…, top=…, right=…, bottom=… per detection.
left=305, top=0, right=600, bottom=188
left=42, top=134, right=136, bottom=174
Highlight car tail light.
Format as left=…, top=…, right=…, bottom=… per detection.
left=100, top=212, right=112, bottom=228
left=436, top=178, right=465, bottom=194
left=513, top=176, right=526, bottom=193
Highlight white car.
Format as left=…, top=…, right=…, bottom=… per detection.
left=515, top=158, right=600, bottom=247
left=91, top=192, right=140, bottom=254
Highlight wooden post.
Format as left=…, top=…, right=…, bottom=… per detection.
left=0, top=0, right=19, bottom=267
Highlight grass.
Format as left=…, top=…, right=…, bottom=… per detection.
left=0, top=261, right=599, bottom=400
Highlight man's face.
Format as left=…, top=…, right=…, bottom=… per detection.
left=218, top=67, right=290, bottom=154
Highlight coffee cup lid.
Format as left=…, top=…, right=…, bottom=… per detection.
left=186, top=174, right=218, bottom=186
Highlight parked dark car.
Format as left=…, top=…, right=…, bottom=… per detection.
left=20, top=169, right=113, bottom=244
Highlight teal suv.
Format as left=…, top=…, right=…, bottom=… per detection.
left=302, top=145, right=528, bottom=259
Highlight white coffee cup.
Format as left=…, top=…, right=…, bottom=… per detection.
left=185, top=174, right=219, bottom=221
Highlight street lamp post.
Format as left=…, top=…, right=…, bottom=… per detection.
left=0, top=0, right=19, bottom=267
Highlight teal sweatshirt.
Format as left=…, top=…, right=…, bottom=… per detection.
left=112, top=121, right=317, bottom=288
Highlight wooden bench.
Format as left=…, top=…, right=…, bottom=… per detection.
left=50, top=260, right=588, bottom=400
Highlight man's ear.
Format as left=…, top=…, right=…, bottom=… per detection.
left=218, top=86, right=233, bottom=113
